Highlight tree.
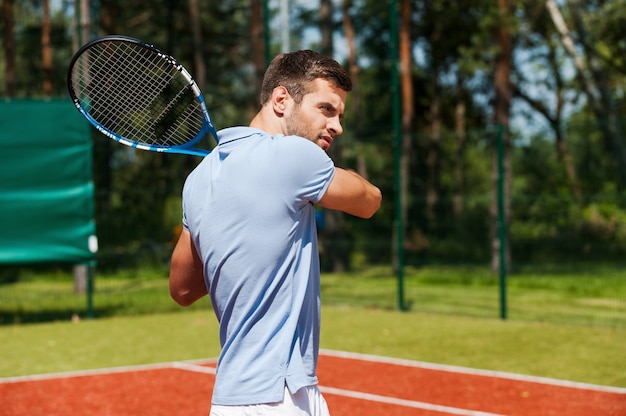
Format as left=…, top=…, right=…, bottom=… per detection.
left=422, top=5, right=442, bottom=228
left=78, top=0, right=90, bottom=45
left=453, top=73, right=467, bottom=216
left=547, top=0, right=626, bottom=189
left=188, top=0, right=204, bottom=92
left=317, top=0, right=351, bottom=272
left=491, top=0, right=514, bottom=273
left=250, top=0, right=265, bottom=102
left=41, top=0, right=52, bottom=97
left=398, top=0, right=412, bottom=256
left=2, top=0, right=16, bottom=97
left=6, top=0, right=624, bottom=267
left=512, top=6, right=583, bottom=206
left=407, top=0, right=492, bottom=259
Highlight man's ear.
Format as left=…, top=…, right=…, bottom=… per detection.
left=271, top=86, right=290, bottom=116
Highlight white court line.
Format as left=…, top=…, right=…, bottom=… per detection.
left=319, top=386, right=505, bottom=416
left=171, top=361, right=217, bottom=375
left=168, top=362, right=506, bottom=416
left=0, top=358, right=217, bottom=384
left=321, top=349, right=626, bottom=394
left=2, top=349, right=624, bottom=398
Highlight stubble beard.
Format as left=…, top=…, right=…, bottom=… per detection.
left=284, top=106, right=325, bottom=151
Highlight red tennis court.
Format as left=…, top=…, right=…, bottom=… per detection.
left=1, top=350, right=624, bottom=415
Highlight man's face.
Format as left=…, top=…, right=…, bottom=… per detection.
left=284, top=78, right=347, bottom=151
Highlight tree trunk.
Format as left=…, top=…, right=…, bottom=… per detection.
left=184, top=0, right=205, bottom=175
left=188, top=0, right=205, bottom=91
left=513, top=44, right=583, bottom=207
left=166, top=0, right=176, bottom=52
left=491, top=0, right=513, bottom=274
left=250, top=0, right=266, bottom=111
left=91, top=0, right=117, bottom=255
left=399, top=0, right=413, bottom=235
left=453, top=74, right=467, bottom=217
left=80, top=0, right=90, bottom=45
left=319, top=0, right=333, bottom=54
left=555, top=125, right=583, bottom=206
left=426, top=73, right=440, bottom=229
left=2, top=0, right=16, bottom=97
left=546, top=0, right=626, bottom=189
left=569, top=1, right=626, bottom=190
left=318, top=0, right=348, bottom=272
left=100, top=0, right=115, bottom=34
left=342, top=0, right=360, bottom=120
left=342, top=0, right=368, bottom=182
left=42, top=0, right=53, bottom=97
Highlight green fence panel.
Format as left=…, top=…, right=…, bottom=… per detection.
left=0, top=99, right=96, bottom=265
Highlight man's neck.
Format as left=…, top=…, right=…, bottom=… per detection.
left=249, top=106, right=285, bottom=136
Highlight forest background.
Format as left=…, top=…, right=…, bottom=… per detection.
left=2, top=0, right=626, bottom=281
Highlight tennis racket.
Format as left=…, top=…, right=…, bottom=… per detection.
left=67, top=35, right=217, bottom=157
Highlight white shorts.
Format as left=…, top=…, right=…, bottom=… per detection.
left=209, top=385, right=330, bottom=416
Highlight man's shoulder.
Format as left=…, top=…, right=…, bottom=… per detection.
left=216, top=126, right=266, bottom=143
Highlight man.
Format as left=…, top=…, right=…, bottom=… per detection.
left=169, top=50, right=382, bottom=415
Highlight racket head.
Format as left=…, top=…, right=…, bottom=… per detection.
left=67, top=35, right=217, bottom=157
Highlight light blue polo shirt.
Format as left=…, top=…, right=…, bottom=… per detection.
left=181, top=127, right=335, bottom=405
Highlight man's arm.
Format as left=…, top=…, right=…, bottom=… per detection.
left=317, top=167, right=382, bottom=218
left=169, top=229, right=207, bottom=306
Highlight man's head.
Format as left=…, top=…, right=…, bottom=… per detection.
left=259, top=50, right=352, bottom=106
left=256, top=50, right=352, bottom=151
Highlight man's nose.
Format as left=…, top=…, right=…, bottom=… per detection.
left=328, top=118, right=343, bottom=136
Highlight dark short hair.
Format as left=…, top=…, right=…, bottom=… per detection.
left=259, top=50, right=352, bottom=105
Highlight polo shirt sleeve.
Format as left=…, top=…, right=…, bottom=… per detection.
left=277, top=136, right=335, bottom=205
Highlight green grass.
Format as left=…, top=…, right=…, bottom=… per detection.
left=0, top=308, right=624, bottom=388
left=321, top=265, right=625, bottom=326
left=0, top=263, right=624, bottom=388
left=1, top=264, right=624, bottom=326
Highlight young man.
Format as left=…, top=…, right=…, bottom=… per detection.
left=169, top=50, right=382, bottom=415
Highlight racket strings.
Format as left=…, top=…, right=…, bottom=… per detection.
left=71, top=41, right=205, bottom=147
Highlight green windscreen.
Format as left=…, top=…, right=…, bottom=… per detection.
left=0, top=99, right=97, bottom=264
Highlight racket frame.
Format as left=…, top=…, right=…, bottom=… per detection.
left=67, top=35, right=216, bottom=157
